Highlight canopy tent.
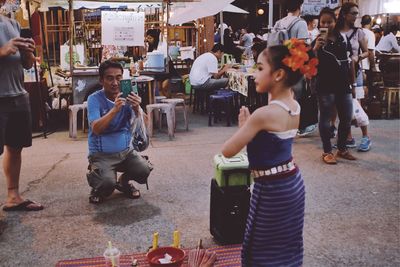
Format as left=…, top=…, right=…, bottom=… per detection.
left=169, top=0, right=234, bottom=25
left=222, top=4, right=249, bottom=14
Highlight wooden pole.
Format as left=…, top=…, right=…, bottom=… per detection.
left=69, top=0, right=74, bottom=72
left=268, top=0, right=273, bottom=31
left=219, top=12, right=224, bottom=45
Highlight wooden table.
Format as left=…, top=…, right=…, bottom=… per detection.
left=226, top=69, right=268, bottom=111
left=56, top=244, right=241, bottom=267
left=226, top=69, right=253, bottom=97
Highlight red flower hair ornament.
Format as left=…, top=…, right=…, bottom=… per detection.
left=282, top=38, right=319, bottom=79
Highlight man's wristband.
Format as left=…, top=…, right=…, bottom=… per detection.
left=352, top=83, right=357, bottom=87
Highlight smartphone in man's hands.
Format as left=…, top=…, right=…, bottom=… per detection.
left=120, top=79, right=133, bottom=98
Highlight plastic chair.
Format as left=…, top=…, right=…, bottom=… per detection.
left=161, top=98, right=189, bottom=131
left=146, top=103, right=175, bottom=140
left=68, top=102, right=88, bottom=139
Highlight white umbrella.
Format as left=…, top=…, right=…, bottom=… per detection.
left=222, top=4, right=249, bottom=14
left=169, top=0, right=234, bottom=25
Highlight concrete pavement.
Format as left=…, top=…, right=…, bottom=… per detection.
left=0, top=115, right=399, bottom=266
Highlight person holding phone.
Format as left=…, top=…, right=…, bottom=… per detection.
left=0, top=0, right=44, bottom=212
left=312, top=7, right=355, bottom=164
left=86, top=60, right=152, bottom=204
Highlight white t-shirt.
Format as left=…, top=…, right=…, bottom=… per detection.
left=361, top=28, right=375, bottom=70
left=376, top=32, right=400, bottom=53
left=309, top=28, right=319, bottom=42
left=189, top=52, right=218, bottom=86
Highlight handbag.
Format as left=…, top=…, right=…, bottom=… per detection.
left=352, top=99, right=369, bottom=127
left=130, top=107, right=150, bottom=152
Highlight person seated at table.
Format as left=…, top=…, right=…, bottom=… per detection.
left=189, top=43, right=231, bottom=91
left=376, top=24, right=400, bottom=53
left=86, top=60, right=152, bottom=204
left=223, top=28, right=242, bottom=63
left=145, top=29, right=180, bottom=97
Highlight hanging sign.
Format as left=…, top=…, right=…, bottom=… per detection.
left=302, top=0, right=340, bottom=16
left=101, top=11, right=145, bottom=46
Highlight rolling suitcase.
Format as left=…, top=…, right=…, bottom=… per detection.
left=210, top=168, right=251, bottom=244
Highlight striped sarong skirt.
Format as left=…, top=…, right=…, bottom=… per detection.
left=241, top=170, right=305, bottom=267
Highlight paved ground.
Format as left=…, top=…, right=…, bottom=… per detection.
left=0, top=114, right=399, bottom=267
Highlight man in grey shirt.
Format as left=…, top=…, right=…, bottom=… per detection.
left=0, top=0, right=43, bottom=211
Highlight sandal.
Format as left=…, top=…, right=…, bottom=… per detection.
left=125, top=184, right=141, bottom=199
left=2, top=199, right=44, bottom=211
left=89, top=195, right=104, bottom=204
left=322, top=152, right=337, bottom=165
left=115, top=182, right=141, bottom=199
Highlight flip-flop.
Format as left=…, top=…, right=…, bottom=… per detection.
left=2, top=199, right=44, bottom=211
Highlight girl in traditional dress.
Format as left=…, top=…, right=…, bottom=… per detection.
left=222, top=39, right=318, bottom=266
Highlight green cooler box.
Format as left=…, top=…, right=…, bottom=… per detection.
left=213, top=153, right=252, bottom=187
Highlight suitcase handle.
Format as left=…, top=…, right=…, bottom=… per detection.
left=223, top=169, right=251, bottom=187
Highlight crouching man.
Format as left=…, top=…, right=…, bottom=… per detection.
left=86, top=60, right=152, bottom=204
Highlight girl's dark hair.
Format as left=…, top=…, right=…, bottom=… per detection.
left=303, top=15, right=317, bottom=24
left=146, top=29, right=160, bottom=52
left=99, top=60, right=123, bottom=79
left=336, top=2, right=358, bottom=30
left=263, top=45, right=309, bottom=87
left=318, top=7, right=337, bottom=28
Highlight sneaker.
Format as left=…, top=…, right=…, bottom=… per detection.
left=330, top=126, right=337, bottom=139
left=297, top=124, right=317, bottom=137
left=345, top=138, right=357, bottom=148
left=336, top=149, right=357, bottom=160
left=358, top=136, right=371, bottom=152
left=322, top=152, right=337, bottom=164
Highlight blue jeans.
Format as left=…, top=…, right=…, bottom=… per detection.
left=318, top=93, right=353, bottom=153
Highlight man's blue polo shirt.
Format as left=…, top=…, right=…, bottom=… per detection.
left=87, top=90, right=133, bottom=155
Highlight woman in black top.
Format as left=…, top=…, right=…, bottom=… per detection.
left=223, top=28, right=242, bottom=63
left=313, top=8, right=355, bottom=164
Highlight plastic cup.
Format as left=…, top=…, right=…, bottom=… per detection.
left=103, top=247, right=121, bottom=267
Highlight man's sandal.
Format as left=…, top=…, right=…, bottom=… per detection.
left=89, top=195, right=104, bottom=204
left=116, top=182, right=140, bottom=199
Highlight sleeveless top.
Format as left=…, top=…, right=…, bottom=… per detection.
left=247, top=100, right=300, bottom=170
